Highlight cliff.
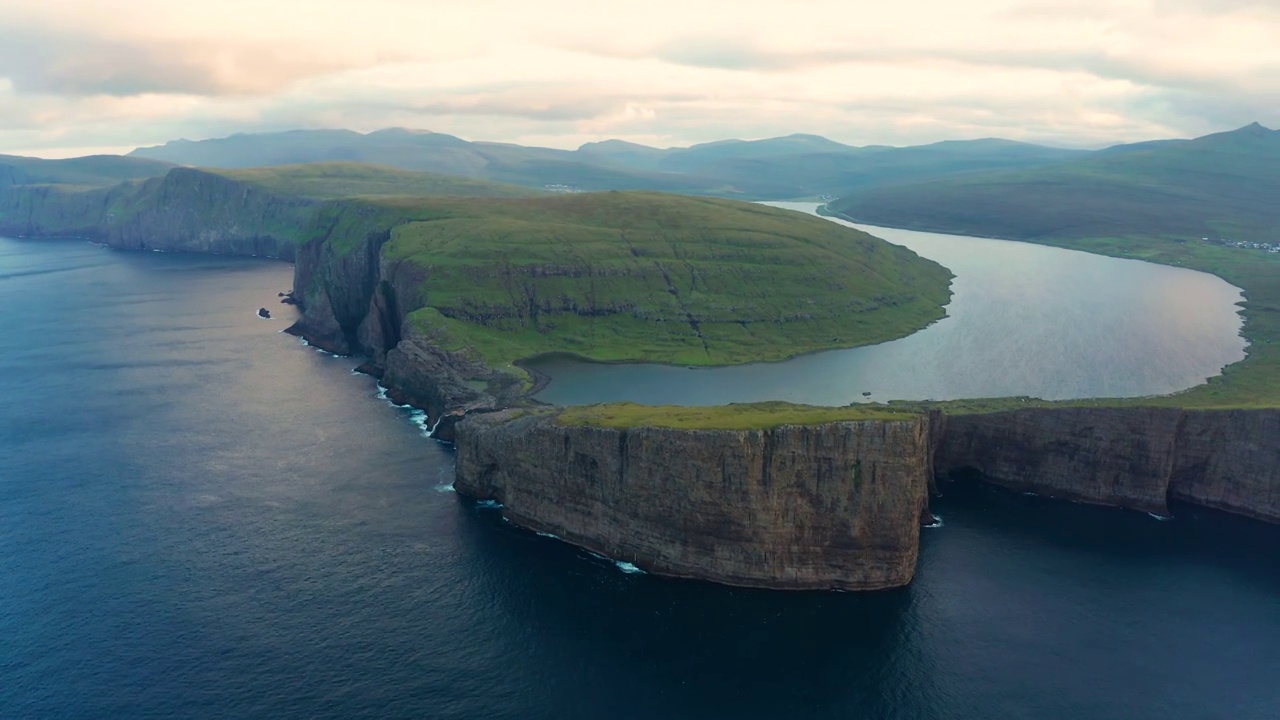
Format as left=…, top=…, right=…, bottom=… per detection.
left=934, top=407, right=1280, bottom=523
left=0, top=167, right=315, bottom=260
left=454, top=410, right=933, bottom=591
left=447, top=404, right=1278, bottom=591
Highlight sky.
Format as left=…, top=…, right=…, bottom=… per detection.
left=1, top=0, right=1277, bottom=157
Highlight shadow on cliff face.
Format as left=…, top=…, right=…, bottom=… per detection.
left=448, top=493, right=943, bottom=719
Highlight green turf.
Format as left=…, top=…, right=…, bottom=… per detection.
left=555, top=402, right=917, bottom=430
left=374, top=192, right=953, bottom=375
left=210, top=163, right=543, bottom=200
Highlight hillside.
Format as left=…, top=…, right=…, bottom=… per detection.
left=830, top=123, right=1280, bottom=242
left=369, top=192, right=954, bottom=369
left=131, top=128, right=1083, bottom=200
left=0, top=154, right=174, bottom=188
left=208, top=162, right=543, bottom=199
left=828, top=122, right=1280, bottom=409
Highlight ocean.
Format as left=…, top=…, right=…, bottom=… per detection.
left=2, top=236, right=1278, bottom=719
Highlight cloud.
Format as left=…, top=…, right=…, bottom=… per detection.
left=0, top=0, right=1278, bottom=155
left=0, top=26, right=401, bottom=97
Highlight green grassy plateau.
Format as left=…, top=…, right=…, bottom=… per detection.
left=210, top=163, right=543, bottom=200
left=378, top=192, right=953, bottom=373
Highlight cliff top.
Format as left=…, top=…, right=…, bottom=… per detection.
left=208, top=163, right=543, bottom=200
left=555, top=402, right=916, bottom=430
left=370, top=192, right=953, bottom=372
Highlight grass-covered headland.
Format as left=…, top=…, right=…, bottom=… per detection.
left=380, top=192, right=953, bottom=371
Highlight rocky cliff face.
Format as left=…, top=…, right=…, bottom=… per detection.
left=1170, top=410, right=1280, bottom=523
left=454, top=410, right=933, bottom=591
left=0, top=168, right=312, bottom=261
left=935, top=408, right=1185, bottom=515
left=103, top=169, right=313, bottom=261
left=284, top=207, right=513, bottom=431
left=934, top=407, right=1280, bottom=521
left=451, top=405, right=1278, bottom=591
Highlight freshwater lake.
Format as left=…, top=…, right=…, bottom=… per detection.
left=2, top=233, right=1275, bottom=719
left=530, top=202, right=1248, bottom=406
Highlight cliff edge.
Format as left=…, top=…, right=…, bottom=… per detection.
left=454, top=409, right=933, bottom=591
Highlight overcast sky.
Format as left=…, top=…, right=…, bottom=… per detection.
left=1, top=0, right=1277, bottom=157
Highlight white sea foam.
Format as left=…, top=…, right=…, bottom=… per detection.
left=408, top=409, right=431, bottom=435
left=582, top=549, right=646, bottom=575
left=434, top=483, right=456, bottom=493
left=295, top=336, right=343, bottom=358
left=1148, top=512, right=1174, bottom=522
left=924, top=515, right=944, bottom=529
left=535, top=530, right=561, bottom=539
left=475, top=499, right=503, bottom=510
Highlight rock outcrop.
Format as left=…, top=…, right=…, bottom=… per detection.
left=455, top=410, right=934, bottom=591
left=450, top=405, right=1278, bottom=591
left=934, top=408, right=1185, bottom=515
left=0, top=167, right=311, bottom=260
left=934, top=407, right=1280, bottom=522
left=1170, top=410, right=1280, bottom=523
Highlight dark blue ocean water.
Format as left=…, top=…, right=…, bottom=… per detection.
left=3, top=236, right=1280, bottom=719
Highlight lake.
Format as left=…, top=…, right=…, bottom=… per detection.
left=2, top=236, right=1277, bottom=719
left=529, top=203, right=1247, bottom=406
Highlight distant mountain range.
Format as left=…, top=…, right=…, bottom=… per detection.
left=128, top=128, right=1085, bottom=200
left=829, top=123, right=1280, bottom=243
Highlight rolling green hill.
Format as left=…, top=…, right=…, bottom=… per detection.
left=0, top=154, right=174, bottom=188
left=372, top=192, right=953, bottom=369
left=830, top=123, right=1280, bottom=242
left=130, top=128, right=1083, bottom=200
left=208, top=162, right=544, bottom=200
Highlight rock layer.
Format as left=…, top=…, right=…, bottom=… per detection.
left=452, top=405, right=1279, bottom=591
left=934, top=408, right=1280, bottom=522
left=935, top=408, right=1185, bottom=515
left=454, top=410, right=933, bottom=591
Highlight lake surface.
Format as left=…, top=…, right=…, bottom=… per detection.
left=530, top=203, right=1248, bottom=406
left=3, top=236, right=1280, bottom=719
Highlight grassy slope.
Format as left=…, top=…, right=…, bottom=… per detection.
left=826, top=124, right=1280, bottom=410
left=376, top=192, right=953, bottom=373
left=0, top=154, right=174, bottom=187
left=209, top=162, right=544, bottom=200
left=830, top=124, right=1280, bottom=242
